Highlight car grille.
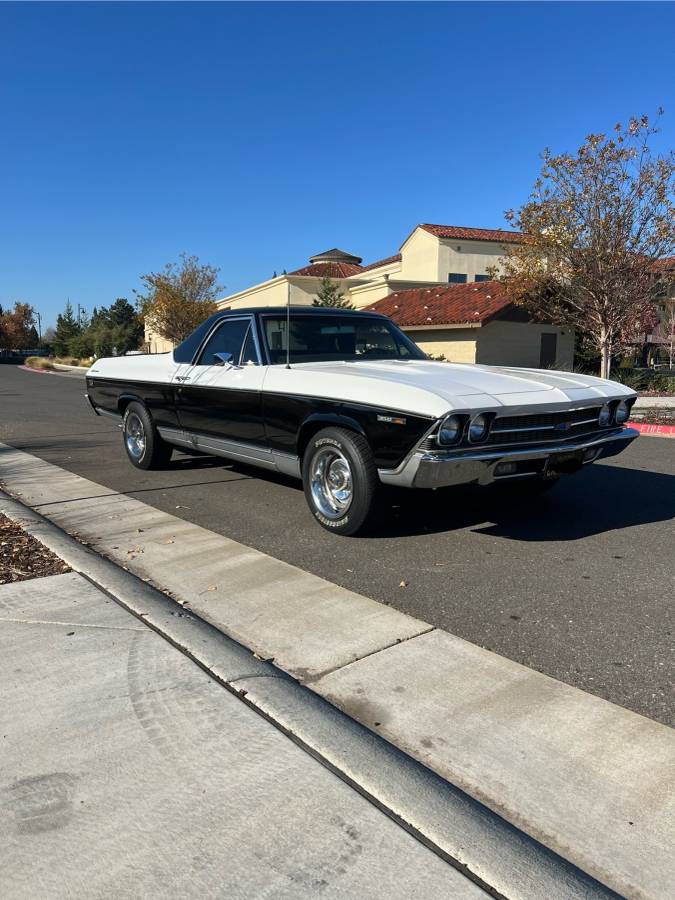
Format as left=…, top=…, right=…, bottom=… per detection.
left=421, top=405, right=611, bottom=453
left=486, top=406, right=604, bottom=446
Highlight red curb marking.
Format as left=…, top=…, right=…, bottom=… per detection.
left=628, top=421, right=675, bottom=438
left=19, top=364, right=50, bottom=375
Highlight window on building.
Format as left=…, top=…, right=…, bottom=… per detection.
left=448, top=273, right=467, bottom=284
left=474, top=274, right=491, bottom=282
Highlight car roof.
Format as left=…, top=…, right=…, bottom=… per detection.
left=216, top=305, right=389, bottom=319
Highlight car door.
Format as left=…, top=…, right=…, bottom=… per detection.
left=172, top=316, right=267, bottom=450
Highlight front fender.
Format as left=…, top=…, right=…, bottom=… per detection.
left=296, top=412, right=367, bottom=457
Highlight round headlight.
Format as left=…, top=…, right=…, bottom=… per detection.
left=468, top=413, right=490, bottom=443
left=438, top=415, right=462, bottom=445
left=598, top=404, right=612, bottom=427
left=615, top=400, right=630, bottom=425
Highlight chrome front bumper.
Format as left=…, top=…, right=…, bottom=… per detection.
left=378, top=428, right=639, bottom=489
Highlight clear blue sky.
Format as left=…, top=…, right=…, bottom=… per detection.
left=1, top=2, right=673, bottom=328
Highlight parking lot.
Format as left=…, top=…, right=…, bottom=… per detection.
left=2, top=365, right=673, bottom=725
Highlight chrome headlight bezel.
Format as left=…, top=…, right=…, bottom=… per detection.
left=437, top=415, right=463, bottom=446
left=468, top=413, right=490, bottom=444
left=598, top=403, right=613, bottom=427
left=615, top=399, right=630, bottom=425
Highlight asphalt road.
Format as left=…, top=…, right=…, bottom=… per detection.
left=2, top=364, right=674, bottom=725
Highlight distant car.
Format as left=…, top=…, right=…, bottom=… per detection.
left=85, top=307, right=638, bottom=535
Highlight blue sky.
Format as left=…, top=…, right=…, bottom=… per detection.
left=1, top=2, right=673, bottom=328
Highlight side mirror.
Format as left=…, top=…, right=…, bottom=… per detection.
left=213, top=351, right=234, bottom=367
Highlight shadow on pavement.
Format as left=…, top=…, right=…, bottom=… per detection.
left=374, top=463, right=675, bottom=541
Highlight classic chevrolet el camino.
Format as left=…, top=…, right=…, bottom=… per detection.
left=86, top=307, right=638, bottom=534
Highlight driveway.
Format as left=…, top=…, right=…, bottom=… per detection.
left=2, top=364, right=673, bottom=724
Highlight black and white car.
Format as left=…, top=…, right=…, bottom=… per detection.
left=85, top=306, right=638, bottom=534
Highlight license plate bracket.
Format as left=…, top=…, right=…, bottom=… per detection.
left=547, top=450, right=584, bottom=473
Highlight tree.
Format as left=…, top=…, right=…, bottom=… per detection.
left=0, top=302, right=38, bottom=349
left=654, top=302, right=675, bottom=368
left=41, top=326, right=57, bottom=354
left=312, top=275, right=353, bottom=309
left=499, top=113, right=674, bottom=378
left=54, top=301, right=81, bottom=356
left=136, top=254, right=221, bottom=345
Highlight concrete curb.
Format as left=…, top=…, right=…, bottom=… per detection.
left=1, top=442, right=673, bottom=899
left=20, top=363, right=87, bottom=376
left=0, top=493, right=617, bottom=900
left=19, top=364, right=50, bottom=375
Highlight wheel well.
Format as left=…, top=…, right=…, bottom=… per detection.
left=296, top=418, right=364, bottom=461
left=117, top=395, right=142, bottom=417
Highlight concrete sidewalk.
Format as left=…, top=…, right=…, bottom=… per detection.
left=1, top=442, right=673, bottom=899
left=632, top=395, right=675, bottom=408
left=0, top=570, right=486, bottom=899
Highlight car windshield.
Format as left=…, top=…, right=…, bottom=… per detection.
left=262, top=314, right=426, bottom=364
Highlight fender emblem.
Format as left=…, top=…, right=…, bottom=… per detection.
left=378, top=415, right=407, bottom=425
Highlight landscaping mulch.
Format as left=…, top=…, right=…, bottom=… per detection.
left=0, top=514, right=71, bottom=584
left=630, top=410, right=675, bottom=426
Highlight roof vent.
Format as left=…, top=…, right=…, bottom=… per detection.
left=308, top=248, right=362, bottom=266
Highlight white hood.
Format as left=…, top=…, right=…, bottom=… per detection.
left=88, top=352, right=635, bottom=422
left=265, top=360, right=636, bottom=419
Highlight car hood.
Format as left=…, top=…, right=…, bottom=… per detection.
left=265, top=360, right=636, bottom=419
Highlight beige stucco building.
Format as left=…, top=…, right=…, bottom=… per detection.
left=218, top=224, right=521, bottom=312
left=145, top=223, right=575, bottom=367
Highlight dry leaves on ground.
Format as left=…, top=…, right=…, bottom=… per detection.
left=0, top=514, right=70, bottom=584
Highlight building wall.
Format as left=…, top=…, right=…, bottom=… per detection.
left=144, top=325, right=175, bottom=354
left=220, top=277, right=291, bottom=310
left=404, top=328, right=478, bottom=363
left=398, top=228, right=440, bottom=281
left=436, top=239, right=506, bottom=283
left=347, top=279, right=442, bottom=309
left=221, top=275, right=357, bottom=311
left=475, top=321, right=574, bottom=369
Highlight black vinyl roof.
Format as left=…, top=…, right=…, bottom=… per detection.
left=218, top=305, right=388, bottom=318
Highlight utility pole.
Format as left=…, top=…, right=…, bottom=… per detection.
left=36, top=311, right=42, bottom=349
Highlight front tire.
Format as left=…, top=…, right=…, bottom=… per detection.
left=123, top=402, right=173, bottom=470
left=302, top=428, right=378, bottom=535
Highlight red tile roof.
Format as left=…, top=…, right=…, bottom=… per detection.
left=289, top=261, right=364, bottom=278
left=358, top=253, right=402, bottom=273
left=366, top=280, right=512, bottom=327
left=419, top=224, right=524, bottom=244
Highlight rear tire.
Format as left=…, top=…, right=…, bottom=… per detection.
left=302, top=427, right=378, bottom=535
left=122, top=402, right=173, bottom=470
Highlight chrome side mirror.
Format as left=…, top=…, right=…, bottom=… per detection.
left=213, top=352, right=234, bottom=367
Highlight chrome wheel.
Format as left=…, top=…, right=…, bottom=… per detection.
left=125, top=412, right=146, bottom=461
left=310, top=446, right=353, bottom=520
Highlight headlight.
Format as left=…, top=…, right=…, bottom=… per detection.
left=468, top=413, right=490, bottom=443
left=438, top=415, right=462, bottom=445
left=598, top=404, right=612, bottom=427
left=615, top=400, right=630, bottom=425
